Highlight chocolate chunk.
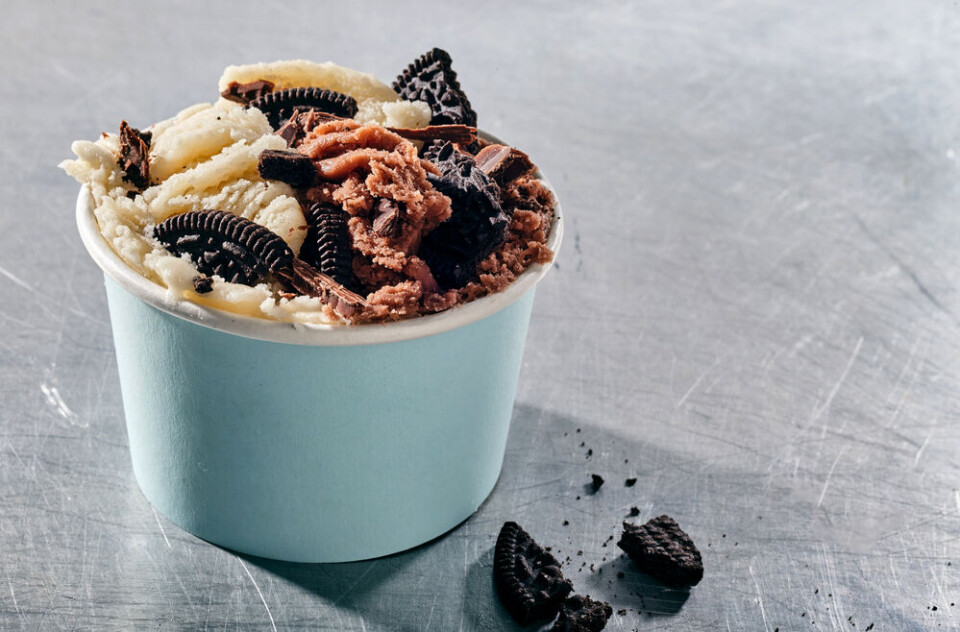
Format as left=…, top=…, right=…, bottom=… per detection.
left=153, top=210, right=294, bottom=285
left=617, top=515, right=703, bottom=587
left=258, top=149, right=317, bottom=188
left=193, top=276, right=213, bottom=294
left=275, top=259, right=367, bottom=319
left=420, top=141, right=508, bottom=287
left=625, top=478, right=637, bottom=487
left=118, top=120, right=151, bottom=190
left=220, top=79, right=275, bottom=105
left=275, top=108, right=343, bottom=147
left=474, top=144, right=535, bottom=186
left=494, top=521, right=573, bottom=625
left=298, top=203, right=354, bottom=288
left=372, top=198, right=403, bottom=237
left=393, top=48, right=477, bottom=127
left=388, top=124, right=477, bottom=146
left=590, top=474, right=604, bottom=493
left=551, top=595, right=613, bottom=632
left=248, top=87, right=358, bottom=129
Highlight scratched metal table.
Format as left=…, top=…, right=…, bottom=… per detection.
left=2, top=1, right=958, bottom=630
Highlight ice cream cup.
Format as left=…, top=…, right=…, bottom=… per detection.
left=75, top=162, right=563, bottom=563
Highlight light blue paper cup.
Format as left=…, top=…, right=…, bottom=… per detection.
left=76, top=171, right=562, bottom=563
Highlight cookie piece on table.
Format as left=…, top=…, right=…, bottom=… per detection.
left=393, top=48, right=477, bottom=127
left=248, top=87, right=358, bottom=129
left=617, top=515, right=703, bottom=587
left=494, top=521, right=573, bottom=625
left=551, top=595, right=613, bottom=632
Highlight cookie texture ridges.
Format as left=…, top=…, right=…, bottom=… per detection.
left=299, top=203, right=355, bottom=289
left=617, top=515, right=703, bottom=587
left=494, top=521, right=573, bottom=625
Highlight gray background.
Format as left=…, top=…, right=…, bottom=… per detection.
left=2, top=1, right=958, bottom=630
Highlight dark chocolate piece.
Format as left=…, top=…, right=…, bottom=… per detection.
left=551, top=595, right=613, bottom=632
left=388, top=124, right=477, bottom=146
left=193, top=276, right=213, bottom=294
left=393, top=48, right=477, bottom=127
left=258, top=149, right=317, bottom=188
left=220, top=79, right=275, bottom=105
left=372, top=198, right=403, bottom=237
left=275, top=259, right=366, bottom=319
left=420, top=141, right=508, bottom=287
left=275, top=108, right=343, bottom=147
left=474, top=144, right=535, bottom=186
left=247, top=87, right=358, bottom=129
left=153, top=210, right=293, bottom=285
left=494, top=521, right=573, bottom=625
left=118, top=120, right=151, bottom=190
left=617, top=515, right=703, bottom=587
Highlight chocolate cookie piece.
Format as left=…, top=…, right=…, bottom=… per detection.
left=617, top=515, right=703, bottom=587
left=420, top=141, right=509, bottom=287
left=220, top=79, right=275, bottom=105
left=118, top=120, right=151, bottom=190
left=154, top=210, right=294, bottom=285
left=393, top=48, right=477, bottom=127
left=494, top=521, right=573, bottom=625
left=247, top=87, right=358, bottom=129
left=258, top=149, right=317, bottom=188
left=551, top=595, right=613, bottom=632
left=299, top=202, right=354, bottom=288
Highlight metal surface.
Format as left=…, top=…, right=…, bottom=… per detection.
left=2, top=1, right=958, bottom=630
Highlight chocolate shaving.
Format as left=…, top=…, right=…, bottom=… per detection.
left=372, top=198, right=403, bottom=237
left=220, top=79, right=275, bottom=105
left=276, top=108, right=345, bottom=147
left=388, top=124, right=477, bottom=146
left=474, top=144, right=535, bottom=186
left=258, top=149, right=317, bottom=188
left=118, top=120, right=151, bottom=190
left=276, top=259, right=367, bottom=319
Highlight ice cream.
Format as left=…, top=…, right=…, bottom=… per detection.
left=62, top=50, right=556, bottom=325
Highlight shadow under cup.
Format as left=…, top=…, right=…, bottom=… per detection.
left=76, top=176, right=563, bottom=563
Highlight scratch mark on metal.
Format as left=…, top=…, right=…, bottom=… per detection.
left=814, top=336, right=863, bottom=420
left=238, top=557, right=277, bottom=632
left=40, top=383, right=87, bottom=427
left=676, top=357, right=720, bottom=408
left=913, top=429, right=933, bottom=466
left=151, top=506, right=172, bottom=549
left=817, top=447, right=846, bottom=508
left=0, top=265, right=34, bottom=292
left=748, top=565, right=771, bottom=632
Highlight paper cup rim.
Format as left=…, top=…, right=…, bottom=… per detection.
left=76, top=150, right=563, bottom=347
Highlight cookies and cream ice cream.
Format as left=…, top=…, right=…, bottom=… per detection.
left=62, top=50, right=556, bottom=325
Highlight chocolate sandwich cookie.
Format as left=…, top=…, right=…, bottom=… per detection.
left=298, top=202, right=355, bottom=289
left=393, top=48, right=477, bottom=127
left=420, top=141, right=509, bottom=287
left=617, top=515, right=703, bottom=587
left=248, top=87, right=358, bottom=129
left=494, top=521, right=573, bottom=625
